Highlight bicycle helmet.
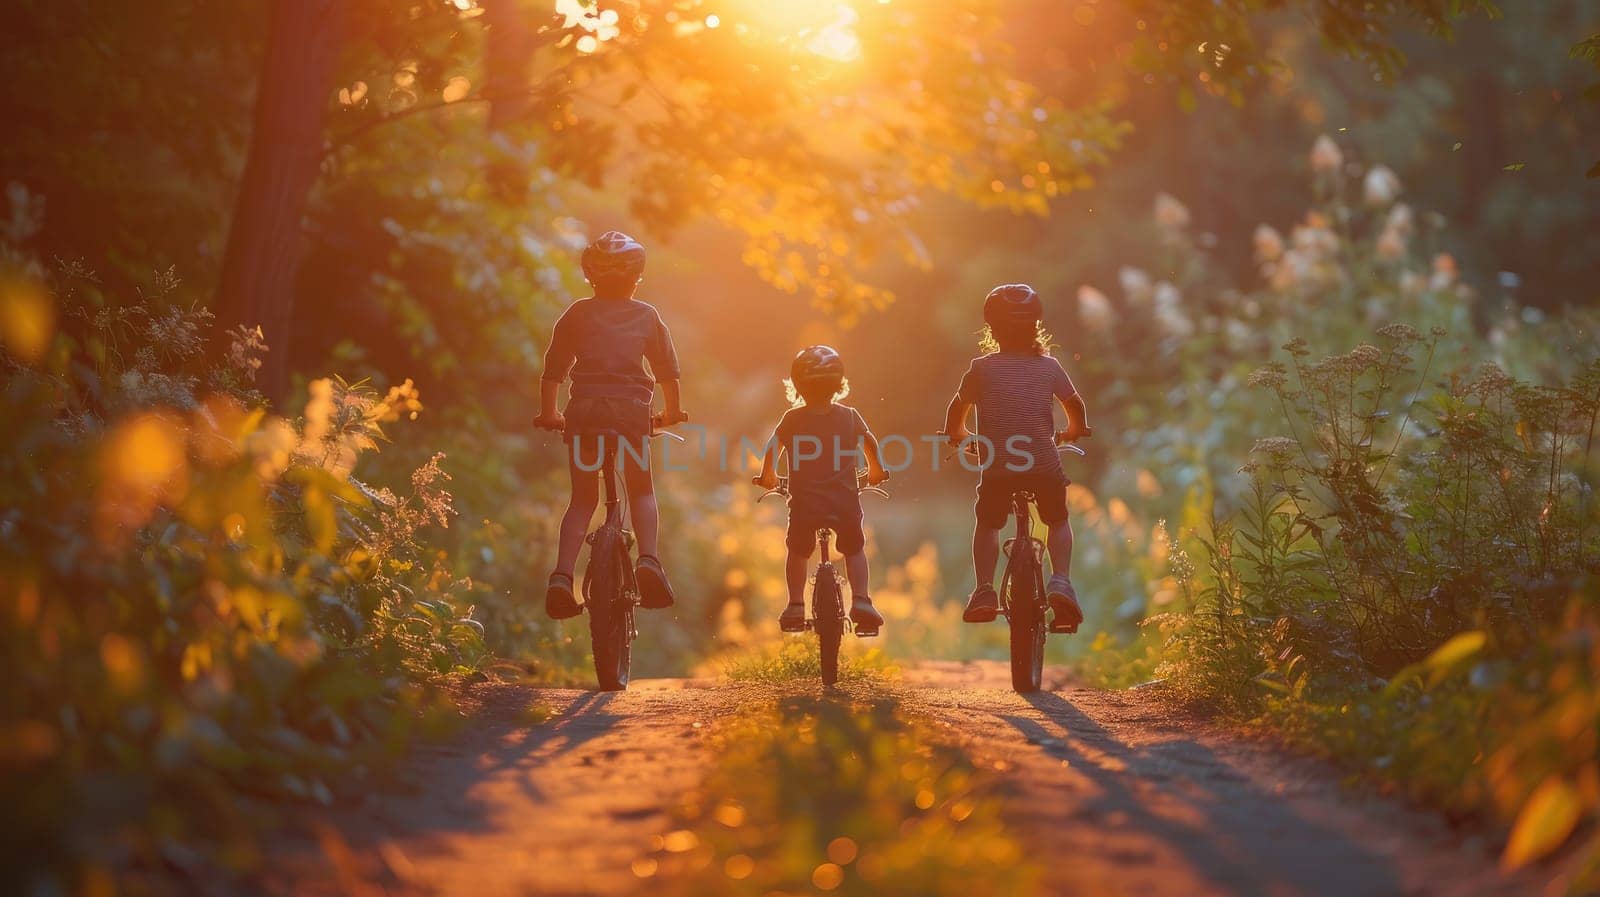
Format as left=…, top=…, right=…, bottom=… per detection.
left=791, top=345, right=845, bottom=383
left=983, top=283, right=1043, bottom=327
left=581, top=230, right=646, bottom=284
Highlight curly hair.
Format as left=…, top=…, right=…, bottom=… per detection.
left=978, top=320, right=1055, bottom=356
left=783, top=375, right=850, bottom=408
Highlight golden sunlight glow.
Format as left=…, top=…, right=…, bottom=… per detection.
left=0, top=275, right=54, bottom=364
left=724, top=1, right=865, bottom=62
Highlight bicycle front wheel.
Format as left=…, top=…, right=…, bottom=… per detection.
left=1007, top=541, right=1046, bottom=693
left=813, top=566, right=844, bottom=687
left=586, top=528, right=633, bottom=692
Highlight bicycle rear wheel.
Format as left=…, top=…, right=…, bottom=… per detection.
left=813, top=565, right=844, bottom=687
left=586, top=527, right=633, bottom=691
left=1007, top=540, right=1046, bottom=693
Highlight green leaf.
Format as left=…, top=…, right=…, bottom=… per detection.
left=1502, top=162, right=1525, bottom=172
left=1503, top=780, right=1581, bottom=869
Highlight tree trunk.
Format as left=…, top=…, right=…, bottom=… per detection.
left=216, top=0, right=346, bottom=402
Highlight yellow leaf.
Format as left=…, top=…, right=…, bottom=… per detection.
left=1425, top=630, right=1486, bottom=671
left=1503, top=779, right=1581, bottom=869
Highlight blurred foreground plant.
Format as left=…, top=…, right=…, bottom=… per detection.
left=1, top=233, right=484, bottom=891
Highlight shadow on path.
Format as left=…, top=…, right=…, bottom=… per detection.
left=993, top=690, right=1405, bottom=897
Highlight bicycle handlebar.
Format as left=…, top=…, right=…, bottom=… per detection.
left=936, top=429, right=1090, bottom=463
left=754, top=470, right=889, bottom=502
left=533, top=413, right=689, bottom=442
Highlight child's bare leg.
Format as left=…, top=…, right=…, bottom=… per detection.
left=622, top=451, right=676, bottom=608
left=780, top=550, right=809, bottom=629
left=843, top=549, right=882, bottom=632
left=555, top=452, right=600, bottom=577
left=1045, top=518, right=1083, bottom=631
left=620, top=456, right=658, bottom=560
left=973, top=522, right=1001, bottom=589
left=785, top=551, right=808, bottom=606
left=1046, top=518, right=1074, bottom=579
left=963, top=522, right=1003, bottom=622
left=843, top=550, right=869, bottom=597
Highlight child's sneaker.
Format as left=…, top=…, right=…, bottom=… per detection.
left=546, top=572, right=581, bottom=620
left=962, top=583, right=999, bottom=623
left=779, top=602, right=807, bottom=632
left=635, top=555, right=676, bottom=609
left=1047, top=573, right=1082, bottom=633
left=849, top=595, right=884, bottom=637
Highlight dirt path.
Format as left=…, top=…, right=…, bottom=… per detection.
left=262, top=678, right=739, bottom=897
left=264, top=663, right=1550, bottom=897
left=901, top=661, right=1544, bottom=897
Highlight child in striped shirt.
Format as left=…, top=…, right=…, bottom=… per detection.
left=941, top=284, right=1092, bottom=632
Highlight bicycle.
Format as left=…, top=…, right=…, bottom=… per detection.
left=998, top=436, right=1086, bottom=692
left=942, top=430, right=1087, bottom=693
left=543, top=422, right=685, bottom=692
left=755, top=471, right=889, bottom=687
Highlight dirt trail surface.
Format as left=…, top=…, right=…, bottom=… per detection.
left=263, top=678, right=738, bottom=897
left=901, top=661, right=1544, bottom=897
left=264, top=662, right=1548, bottom=897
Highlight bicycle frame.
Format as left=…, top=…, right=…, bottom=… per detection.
left=1000, top=491, right=1045, bottom=607
left=755, top=471, right=886, bottom=686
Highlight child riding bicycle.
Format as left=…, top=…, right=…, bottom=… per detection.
left=534, top=231, right=688, bottom=619
left=752, top=346, right=889, bottom=633
left=941, top=284, right=1092, bottom=633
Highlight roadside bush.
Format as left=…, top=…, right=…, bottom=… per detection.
left=1069, top=137, right=1599, bottom=882
left=0, top=227, right=482, bottom=891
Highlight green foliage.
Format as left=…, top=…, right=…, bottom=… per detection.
left=722, top=638, right=895, bottom=684
left=0, top=234, right=483, bottom=891
left=649, top=694, right=1039, bottom=896
left=1076, top=137, right=1599, bottom=881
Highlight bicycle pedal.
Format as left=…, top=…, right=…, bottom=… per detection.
left=854, top=628, right=880, bottom=638
left=779, top=622, right=809, bottom=633
left=1048, top=622, right=1079, bottom=634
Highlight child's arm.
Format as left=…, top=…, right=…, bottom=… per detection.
left=647, top=311, right=687, bottom=426
left=941, top=392, right=973, bottom=443
left=534, top=379, right=564, bottom=429
left=656, top=379, right=687, bottom=426
left=1051, top=356, right=1091, bottom=442
left=534, top=313, right=575, bottom=429
left=862, top=431, right=890, bottom=485
left=753, top=425, right=782, bottom=489
left=1058, top=393, right=1092, bottom=442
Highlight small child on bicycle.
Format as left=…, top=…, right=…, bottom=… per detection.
left=941, top=284, right=1092, bottom=633
left=752, top=346, right=889, bottom=634
left=534, top=231, right=688, bottom=619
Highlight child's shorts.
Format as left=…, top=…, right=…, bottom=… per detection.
left=975, top=470, right=1069, bottom=529
left=787, top=512, right=866, bottom=557
left=564, top=396, right=652, bottom=465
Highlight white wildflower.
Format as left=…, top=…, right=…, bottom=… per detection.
left=1076, top=285, right=1114, bottom=333
left=1362, top=165, right=1402, bottom=206
left=1117, top=266, right=1153, bottom=305
left=1429, top=253, right=1458, bottom=292
left=1153, top=193, right=1191, bottom=230
left=1253, top=224, right=1284, bottom=264
left=1375, top=227, right=1406, bottom=262
left=1310, top=135, right=1344, bottom=174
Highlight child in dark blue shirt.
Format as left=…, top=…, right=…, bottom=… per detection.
left=753, top=346, right=889, bottom=633
left=535, top=231, right=687, bottom=619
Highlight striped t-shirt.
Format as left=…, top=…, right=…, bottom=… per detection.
left=957, top=351, right=1077, bottom=479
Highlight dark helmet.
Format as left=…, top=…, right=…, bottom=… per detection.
left=791, top=345, right=844, bottom=384
left=983, top=283, right=1043, bottom=327
left=581, top=230, right=646, bottom=283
